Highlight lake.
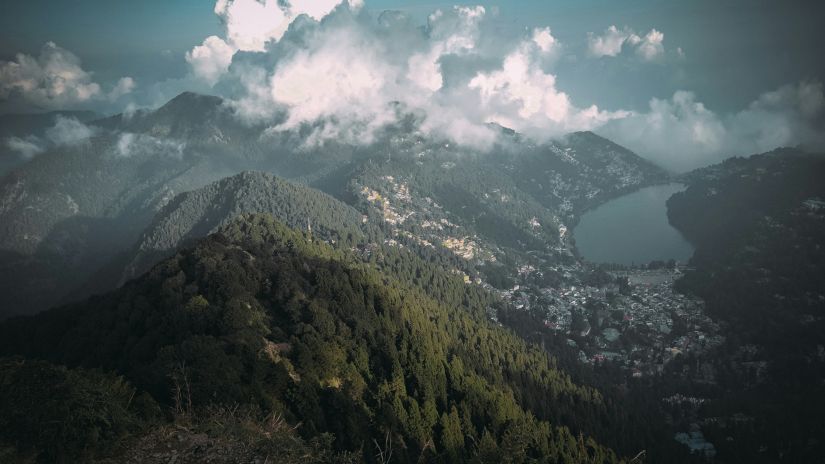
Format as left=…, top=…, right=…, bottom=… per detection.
left=573, top=183, right=694, bottom=265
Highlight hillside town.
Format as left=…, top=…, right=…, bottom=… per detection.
left=355, top=169, right=725, bottom=383
left=501, top=266, right=724, bottom=378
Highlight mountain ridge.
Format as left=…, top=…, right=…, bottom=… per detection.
left=0, top=91, right=668, bottom=319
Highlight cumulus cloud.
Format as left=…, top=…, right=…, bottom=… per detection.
left=532, top=27, right=560, bottom=55
left=406, top=6, right=486, bottom=92
left=188, top=0, right=359, bottom=84
left=179, top=0, right=822, bottom=162
left=267, top=27, right=398, bottom=144
left=635, top=29, right=665, bottom=61
left=598, top=81, right=825, bottom=172
left=0, top=42, right=101, bottom=109
left=0, top=42, right=135, bottom=110
left=587, top=26, right=666, bottom=61
left=210, top=4, right=614, bottom=149
left=214, top=0, right=290, bottom=52
left=186, top=36, right=235, bottom=85
left=45, top=116, right=97, bottom=146
left=468, top=39, right=626, bottom=137
left=587, top=26, right=628, bottom=58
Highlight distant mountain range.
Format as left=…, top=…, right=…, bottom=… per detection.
left=0, top=92, right=667, bottom=319
left=1, top=90, right=823, bottom=463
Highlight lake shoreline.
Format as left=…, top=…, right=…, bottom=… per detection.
left=573, top=183, right=695, bottom=266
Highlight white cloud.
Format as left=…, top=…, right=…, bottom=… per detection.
left=212, top=0, right=357, bottom=51
left=214, top=0, right=291, bottom=52
left=289, top=0, right=353, bottom=21
left=406, top=6, right=486, bottom=92
left=178, top=3, right=821, bottom=163
left=636, top=29, right=664, bottom=61
left=587, top=25, right=666, bottom=61
left=598, top=81, right=825, bottom=172
left=108, top=77, right=136, bottom=100
left=226, top=63, right=281, bottom=122
left=186, top=36, right=235, bottom=85
left=0, top=42, right=135, bottom=111
left=226, top=7, right=472, bottom=146
left=190, top=0, right=358, bottom=85
left=268, top=27, right=398, bottom=145
left=467, top=39, right=625, bottom=137
left=532, top=27, right=559, bottom=55
left=217, top=4, right=614, bottom=149
left=5, top=136, right=45, bottom=159
left=587, top=26, right=629, bottom=58
left=2, top=116, right=98, bottom=162
left=114, top=132, right=185, bottom=158
left=45, top=116, right=97, bottom=146
left=0, top=42, right=102, bottom=109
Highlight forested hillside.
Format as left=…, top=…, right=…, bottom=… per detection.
left=666, top=150, right=825, bottom=462
left=0, top=93, right=667, bottom=320
left=120, top=171, right=366, bottom=282
left=0, top=214, right=644, bottom=463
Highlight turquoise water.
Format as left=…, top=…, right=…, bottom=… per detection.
left=573, top=183, right=694, bottom=265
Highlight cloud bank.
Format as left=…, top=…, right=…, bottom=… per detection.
left=2, top=1, right=822, bottom=174
left=187, top=0, right=361, bottom=84
left=192, top=3, right=621, bottom=148
left=185, top=2, right=821, bottom=163
left=599, top=81, right=825, bottom=172
left=0, top=42, right=135, bottom=111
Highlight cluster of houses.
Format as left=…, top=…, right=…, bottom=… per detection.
left=503, top=266, right=724, bottom=378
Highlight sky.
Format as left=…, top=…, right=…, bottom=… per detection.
left=1, top=0, right=824, bottom=171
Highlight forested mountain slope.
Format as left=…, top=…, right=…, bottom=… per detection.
left=0, top=92, right=666, bottom=319
left=0, top=214, right=662, bottom=463
left=666, top=149, right=825, bottom=462
left=120, top=171, right=366, bottom=283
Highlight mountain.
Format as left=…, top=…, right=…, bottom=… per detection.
left=96, top=92, right=243, bottom=143
left=0, top=92, right=667, bottom=319
left=340, top=129, right=668, bottom=292
left=0, top=214, right=671, bottom=463
left=119, top=171, right=366, bottom=283
left=0, top=128, right=232, bottom=318
left=665, top=149, right=825, bottom=462
left=0, top=92, right=698, bottom=462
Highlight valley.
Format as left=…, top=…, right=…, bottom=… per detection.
left=0, top=92, right=822, bottom=464
left=2, top=1, right=824, bottom=462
